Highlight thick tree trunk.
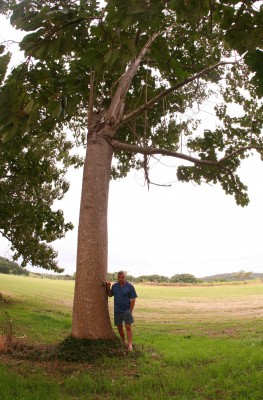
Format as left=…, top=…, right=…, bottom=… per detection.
left=71, top=133, right=115, bottom=339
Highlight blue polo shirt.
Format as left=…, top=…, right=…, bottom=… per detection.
left=111, top=281, right=137, bottom=313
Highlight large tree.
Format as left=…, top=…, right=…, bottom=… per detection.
left=1, top=0, right=263, bottom=339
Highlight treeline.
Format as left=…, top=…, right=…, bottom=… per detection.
left=1, top=259, right=262, bottom=283
left=107, top=272, right=201, bottom=283
left=108, top=271, right=263, bottom=283
left=0, top=257, right=29, bottom=276
left=32, top=273, right=75, bottom=280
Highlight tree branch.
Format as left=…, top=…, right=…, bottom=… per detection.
left=219, top=145, right=263, bottom=162
left=44, top=17, right=102, bottom=41
left=120, top=60, right=237, bottom=127
left=106, top=32, right=161, bottom=123
left=112, top=140, right=216, bottom=165
left=111, top=139, right=263, bottom=167
left=106, top=23, right=178, bottom=125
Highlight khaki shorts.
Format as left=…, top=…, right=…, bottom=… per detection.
left=114, top=311, right=134, bottom=326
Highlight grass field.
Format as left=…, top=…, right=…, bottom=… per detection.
left=0, top=274, right=263, bottom=399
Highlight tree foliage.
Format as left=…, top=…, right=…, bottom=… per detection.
left=0, top=125, right=79, bottom=271
left=0, top=256, right=29, bottom=275
left=1, top=0, right=263, bottom=271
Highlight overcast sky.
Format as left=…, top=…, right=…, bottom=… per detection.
left=1, top=15, right=263, bottom=278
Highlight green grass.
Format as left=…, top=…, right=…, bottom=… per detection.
left=0, top=365, right=61, bottom=400
left=0, top=275, right=73, bottom=342
left=1, top=274, right=263, bottom=399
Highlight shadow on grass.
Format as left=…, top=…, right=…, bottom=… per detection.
left=3, top=335, right=143, bottom=363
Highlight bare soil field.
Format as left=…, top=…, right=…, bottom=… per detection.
left=130, top=283, right=263, bottom=327
left=136, top=296, right=263, bottom=321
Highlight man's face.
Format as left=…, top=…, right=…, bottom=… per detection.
left=118, top=273, right=126, bottom=285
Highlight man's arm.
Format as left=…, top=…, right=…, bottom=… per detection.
left=106, top=281, right=113, bottom=297
left=130, top=298, right=136, bottom=312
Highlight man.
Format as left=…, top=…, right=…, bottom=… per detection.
left=106, top=271, right=137, bottom=351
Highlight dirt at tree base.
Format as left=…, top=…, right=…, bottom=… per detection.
left=0, top=335, right=142, bottom=375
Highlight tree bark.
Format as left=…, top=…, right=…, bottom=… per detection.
left=71, top=132, right=115, bottom=339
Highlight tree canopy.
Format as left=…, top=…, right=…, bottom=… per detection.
left=1, top=0, right=263, bottom=273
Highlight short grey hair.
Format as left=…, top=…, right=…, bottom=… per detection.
left=117, top=270, right=125, bottom=276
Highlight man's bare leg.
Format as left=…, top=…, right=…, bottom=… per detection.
left=125, top=324, right=133, bottom=350
left=117, top=325, right=126, bottom=345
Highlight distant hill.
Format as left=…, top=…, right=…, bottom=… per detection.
left=200, top=271, right=263, bottom=282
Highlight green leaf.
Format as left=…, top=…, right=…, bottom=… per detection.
left=127, top=4, right=148, bottom=15
left=245, top=50, right=263, bottom=74
left=26, top=104, right=40, bottom=127
left=51, top=101, right=62, bottom=118
left=59, top=37, right=73, bottom=55
left=34, top=42, right=50, bottom=59
left=82, top=48, right=103, bottom=67
left=0, top=52, right=11, bottom=83
left=1, top=123, right=17, bottom=142
left=20, top=29, right=45, bottom=55
left=104, top=48, right=119, bottom=67
left=59, top=7, right=69, bottom=15
left=24, top=99, right=35, bottom=113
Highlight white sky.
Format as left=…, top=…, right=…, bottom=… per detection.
left=1, top=15, right=263, bottom=278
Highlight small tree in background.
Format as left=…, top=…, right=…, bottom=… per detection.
left=1, top=1, right=263, bottom=339
left=233, top=270, right=253, bottom=281
left=170, top=274, right=198, bottom=284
